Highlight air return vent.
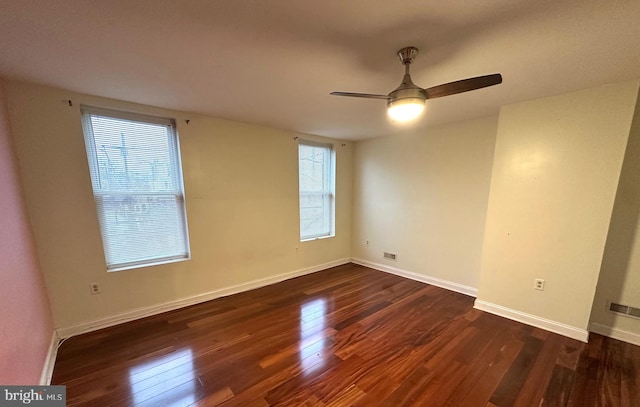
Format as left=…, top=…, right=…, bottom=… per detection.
left=383, top=252, right=397, bottom=261
left=629, top=307, right=640, bottom=318
left=609, top=303, right=629, bottom=314
left=608, top=301, right=640, bottom=320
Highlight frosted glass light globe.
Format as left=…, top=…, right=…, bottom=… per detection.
left=387, top=98, right=425, bottom=122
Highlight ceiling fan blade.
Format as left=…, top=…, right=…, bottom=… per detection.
left=330, top=91, right=390, bottom=100
left=423, top=73, right=502, bottom=99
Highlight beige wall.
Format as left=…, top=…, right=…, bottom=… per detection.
left=6, top=76, right=640, bottom=345
left=351, top=116, right=498, bottom=289
left=4, top=80, right=352, bottom=331
left=590, top=87, right=640, bottom=337
left=478, top=81, right=639, bottom=330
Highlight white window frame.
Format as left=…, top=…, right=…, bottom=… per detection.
left=81, top=106, right=190, bottom=271
left=298, top=140, right=335, bottom=241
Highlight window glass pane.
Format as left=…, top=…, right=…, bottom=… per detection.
left=89, top=116, right=179, bottom=193
left=97, top=195, right=187, bottom=268
left=300, top=192, right=328, bottom=239
left=299, top=145, right=327, bottom=193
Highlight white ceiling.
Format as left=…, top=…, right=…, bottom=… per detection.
left=1, top=0, right=639, bottom=140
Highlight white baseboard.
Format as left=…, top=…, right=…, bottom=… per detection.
left=39, top=331, right=60, bottom=385
left=474, top=299, right=589, bottom=342
left=351, top=258, right=478, bottom=297
left=352, top=259, right=589, bottom=342
left=590, top=322, right=640, bottom=346
left=56, top=258, right=350, bottom=339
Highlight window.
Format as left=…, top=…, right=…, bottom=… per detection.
left=81, top=107, right=190, bottom=271
left=298, top=140, right=335, bottom=240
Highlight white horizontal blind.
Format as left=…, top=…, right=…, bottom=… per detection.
left=299, top=141, right=334, bottom=240
left=81, top=107, right=190, bottom=271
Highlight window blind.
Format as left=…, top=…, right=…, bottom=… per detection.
left=81, top=107, right=190, bottom=271
left=299, top=141, right=334, bottom=240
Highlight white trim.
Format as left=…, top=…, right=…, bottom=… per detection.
left=39, top=331, right=60, bottom=385
left=351, top=258, right=478, bottom=297
left=474, top=299, right=589, bottom=342
left=56, top=258, right=350, bottom=339
left=590, top=322, right=640, bottom=346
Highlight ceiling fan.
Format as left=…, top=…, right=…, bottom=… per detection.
left=330, top=46, right=502, bottom=122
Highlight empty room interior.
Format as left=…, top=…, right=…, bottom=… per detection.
left=1, top=1, right=640, bottom=406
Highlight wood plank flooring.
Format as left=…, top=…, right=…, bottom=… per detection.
left=52, top=263, right=640, bottom=406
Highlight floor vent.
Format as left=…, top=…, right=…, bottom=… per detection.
left=383, top=252, right=397, bottom=261
left=609, top=302, right=640, bottom=320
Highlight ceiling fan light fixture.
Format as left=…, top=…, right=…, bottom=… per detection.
left=387, top=97, right=425, bottom=122
left=330, top=46, right=502, bottom=124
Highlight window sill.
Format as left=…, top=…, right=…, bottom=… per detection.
left=300, top=234, right=335, bottom=243
left=107, top=256, right=191, bottom=272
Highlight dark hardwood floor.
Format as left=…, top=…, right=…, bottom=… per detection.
left=52, top=263, right=640, bottom=406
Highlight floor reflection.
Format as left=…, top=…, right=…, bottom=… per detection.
left=128, top=348, right=196, bottom=406
left=299, top=298, right=328, bottom=374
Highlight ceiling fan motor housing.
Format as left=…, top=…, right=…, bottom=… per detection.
left=388, top=71, right=427, bottom=106
left=388, top=84, right=427, bottom=104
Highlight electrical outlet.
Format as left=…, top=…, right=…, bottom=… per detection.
left=534, top=278, right=545, bottom=291
left=295, top=246, right=299, bottom=254
left=366, top=240, right=369, bottom=246
left=90, top=283, right=101, bottom=295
